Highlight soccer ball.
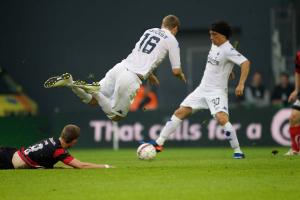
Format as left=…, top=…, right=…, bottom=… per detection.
left=137, top=143, right=157, bottom=160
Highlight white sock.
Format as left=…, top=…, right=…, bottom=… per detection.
left=223, top=122, right=242, bottom=153
left=71, top=87, right=92, bottom=104
left=92, top=92, right=113, bottom=115
left=156, top=115, right=182, bottom=146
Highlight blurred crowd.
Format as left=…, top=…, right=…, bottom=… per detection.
left=234, top=71, right=294, bottom=108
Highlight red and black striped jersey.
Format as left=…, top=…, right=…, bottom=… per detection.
left=17, top=137, right=74, bottom=168
left=295, top=51, right=300, bottom=73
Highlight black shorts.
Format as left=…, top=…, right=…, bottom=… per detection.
left=0, top=147, right=18, bottom=169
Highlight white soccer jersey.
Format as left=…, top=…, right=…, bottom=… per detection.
left=121, top=28, right=181, bottom=79
left=200, top=41, right=247, bottom=89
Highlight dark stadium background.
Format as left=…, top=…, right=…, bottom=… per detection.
left=0, top=0, right=299, bottom=148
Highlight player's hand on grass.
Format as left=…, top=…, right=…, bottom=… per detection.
left=235, top=84, right=244, bottom=96
left=102, top=164, right=115, bottom=168
left=288, top=90, right=298, bottom=103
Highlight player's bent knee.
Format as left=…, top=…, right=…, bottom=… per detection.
left=215, top=112, right=229, bottom=126
left=217, top=118, right=228, bottom=126
left=174, top=107, right=192, bottom=119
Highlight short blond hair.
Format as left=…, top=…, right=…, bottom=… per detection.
left=162, top=15, right=180, bottom=30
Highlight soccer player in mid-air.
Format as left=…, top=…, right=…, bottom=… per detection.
left=149, top=21, right=251, bottom=159
left=0, top=124, right=112, bottom=169
left=44, top=15, right=186, bottom=121
left=285, top=51, right=300, bottom=156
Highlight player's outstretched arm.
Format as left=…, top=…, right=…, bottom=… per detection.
left=235, top=60, right=250, bottom=96
left=172, top=68, right=186, bottom=83
left=66, top=158, right=112, bottom=169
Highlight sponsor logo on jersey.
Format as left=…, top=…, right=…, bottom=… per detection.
left=207, top=55, right=219, bottom=65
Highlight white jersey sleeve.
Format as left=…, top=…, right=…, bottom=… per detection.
left=167, top=37, right=181, bottom=68
left=225, top=47, right=247, bottom=66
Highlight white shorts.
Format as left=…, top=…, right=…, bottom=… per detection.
left=99, top=62, right=142, bottom=118
left=180, top=86, right=229, bottom=116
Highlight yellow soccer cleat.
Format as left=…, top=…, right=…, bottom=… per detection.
left=44, top=73, right=73, bottom=88
left=73, top=80, right=100, bottom=94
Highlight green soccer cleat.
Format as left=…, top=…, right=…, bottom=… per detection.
left=44, top=73, right=73, bottom=88
left=73, top=80, right=100, bottom=94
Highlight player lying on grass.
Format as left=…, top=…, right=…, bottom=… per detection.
left=0, top=124, right=112, bottom=169
left=44, top=14, right=186, bottom=122
left=147, top=21, right=251, bottom=159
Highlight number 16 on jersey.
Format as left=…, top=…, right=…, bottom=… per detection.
left=139, top=33, right=160, bottom=54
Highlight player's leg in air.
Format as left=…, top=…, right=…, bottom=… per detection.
left=148, top=87, right=200, bottom=152
left=285, top=101, right=300, bottom=156
left=44, top=64, right=141, bottom=122
left=43, top=72, right=121, bottom=120
left=91, top=77, right=138, bottom=121
left=44, top=72, right=99, bottom=105
left=90, top=64, right=141, bottom=121
left=152, top=106, right=192, bottom=152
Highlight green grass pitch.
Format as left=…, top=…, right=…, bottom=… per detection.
left=0, top=147, right=299, bottom=200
